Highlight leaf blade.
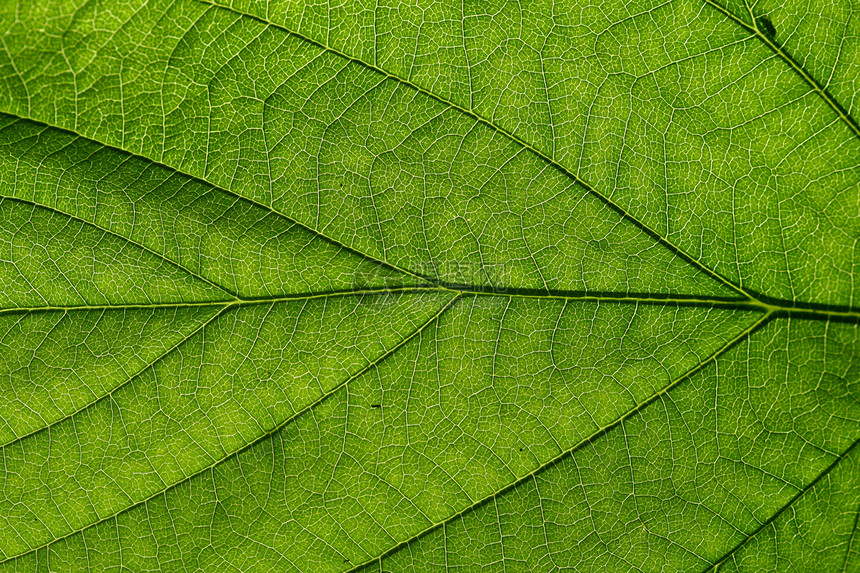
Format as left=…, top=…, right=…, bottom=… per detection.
left=0, top=0, right=857, bottom=570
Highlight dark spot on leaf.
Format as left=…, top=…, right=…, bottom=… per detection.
left=590, top=238, right=611, bottom=252
left=757, top=16, right=776, bottom=38
left=370, top=404, right=381, bottom=408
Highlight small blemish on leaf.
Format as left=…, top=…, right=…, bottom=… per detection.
left=370, top=404, right=382, bottom=409
left=590, top=238, right=611, bottom=252
left=757, top=16, right=776, bottom=38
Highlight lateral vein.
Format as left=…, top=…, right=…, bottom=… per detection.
left=0, top=293, right=461, bottom=565
left=343, top=310, right=774, bottom=572
left=702, top=0, right=860, bottom=140
left=190, top=0, right=755, bottom=303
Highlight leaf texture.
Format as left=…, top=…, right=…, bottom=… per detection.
left=0, top=0, right=857, bottom=571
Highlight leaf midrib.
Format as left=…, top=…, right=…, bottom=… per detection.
left=2, top=286, right=857, bottom=321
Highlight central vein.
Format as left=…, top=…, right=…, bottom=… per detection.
left=1, top=285, right=857, bottom=322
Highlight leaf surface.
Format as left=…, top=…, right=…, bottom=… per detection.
left=0, top=0, right=857, bottom=571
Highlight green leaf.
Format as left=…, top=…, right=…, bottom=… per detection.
left=0, top=0, right=857, bottom=571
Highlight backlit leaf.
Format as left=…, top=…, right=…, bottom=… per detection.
left=0, top=0, right=857, bottom=571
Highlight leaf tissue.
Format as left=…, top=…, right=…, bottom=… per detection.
left=0, top=0, right=858, bottom=571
